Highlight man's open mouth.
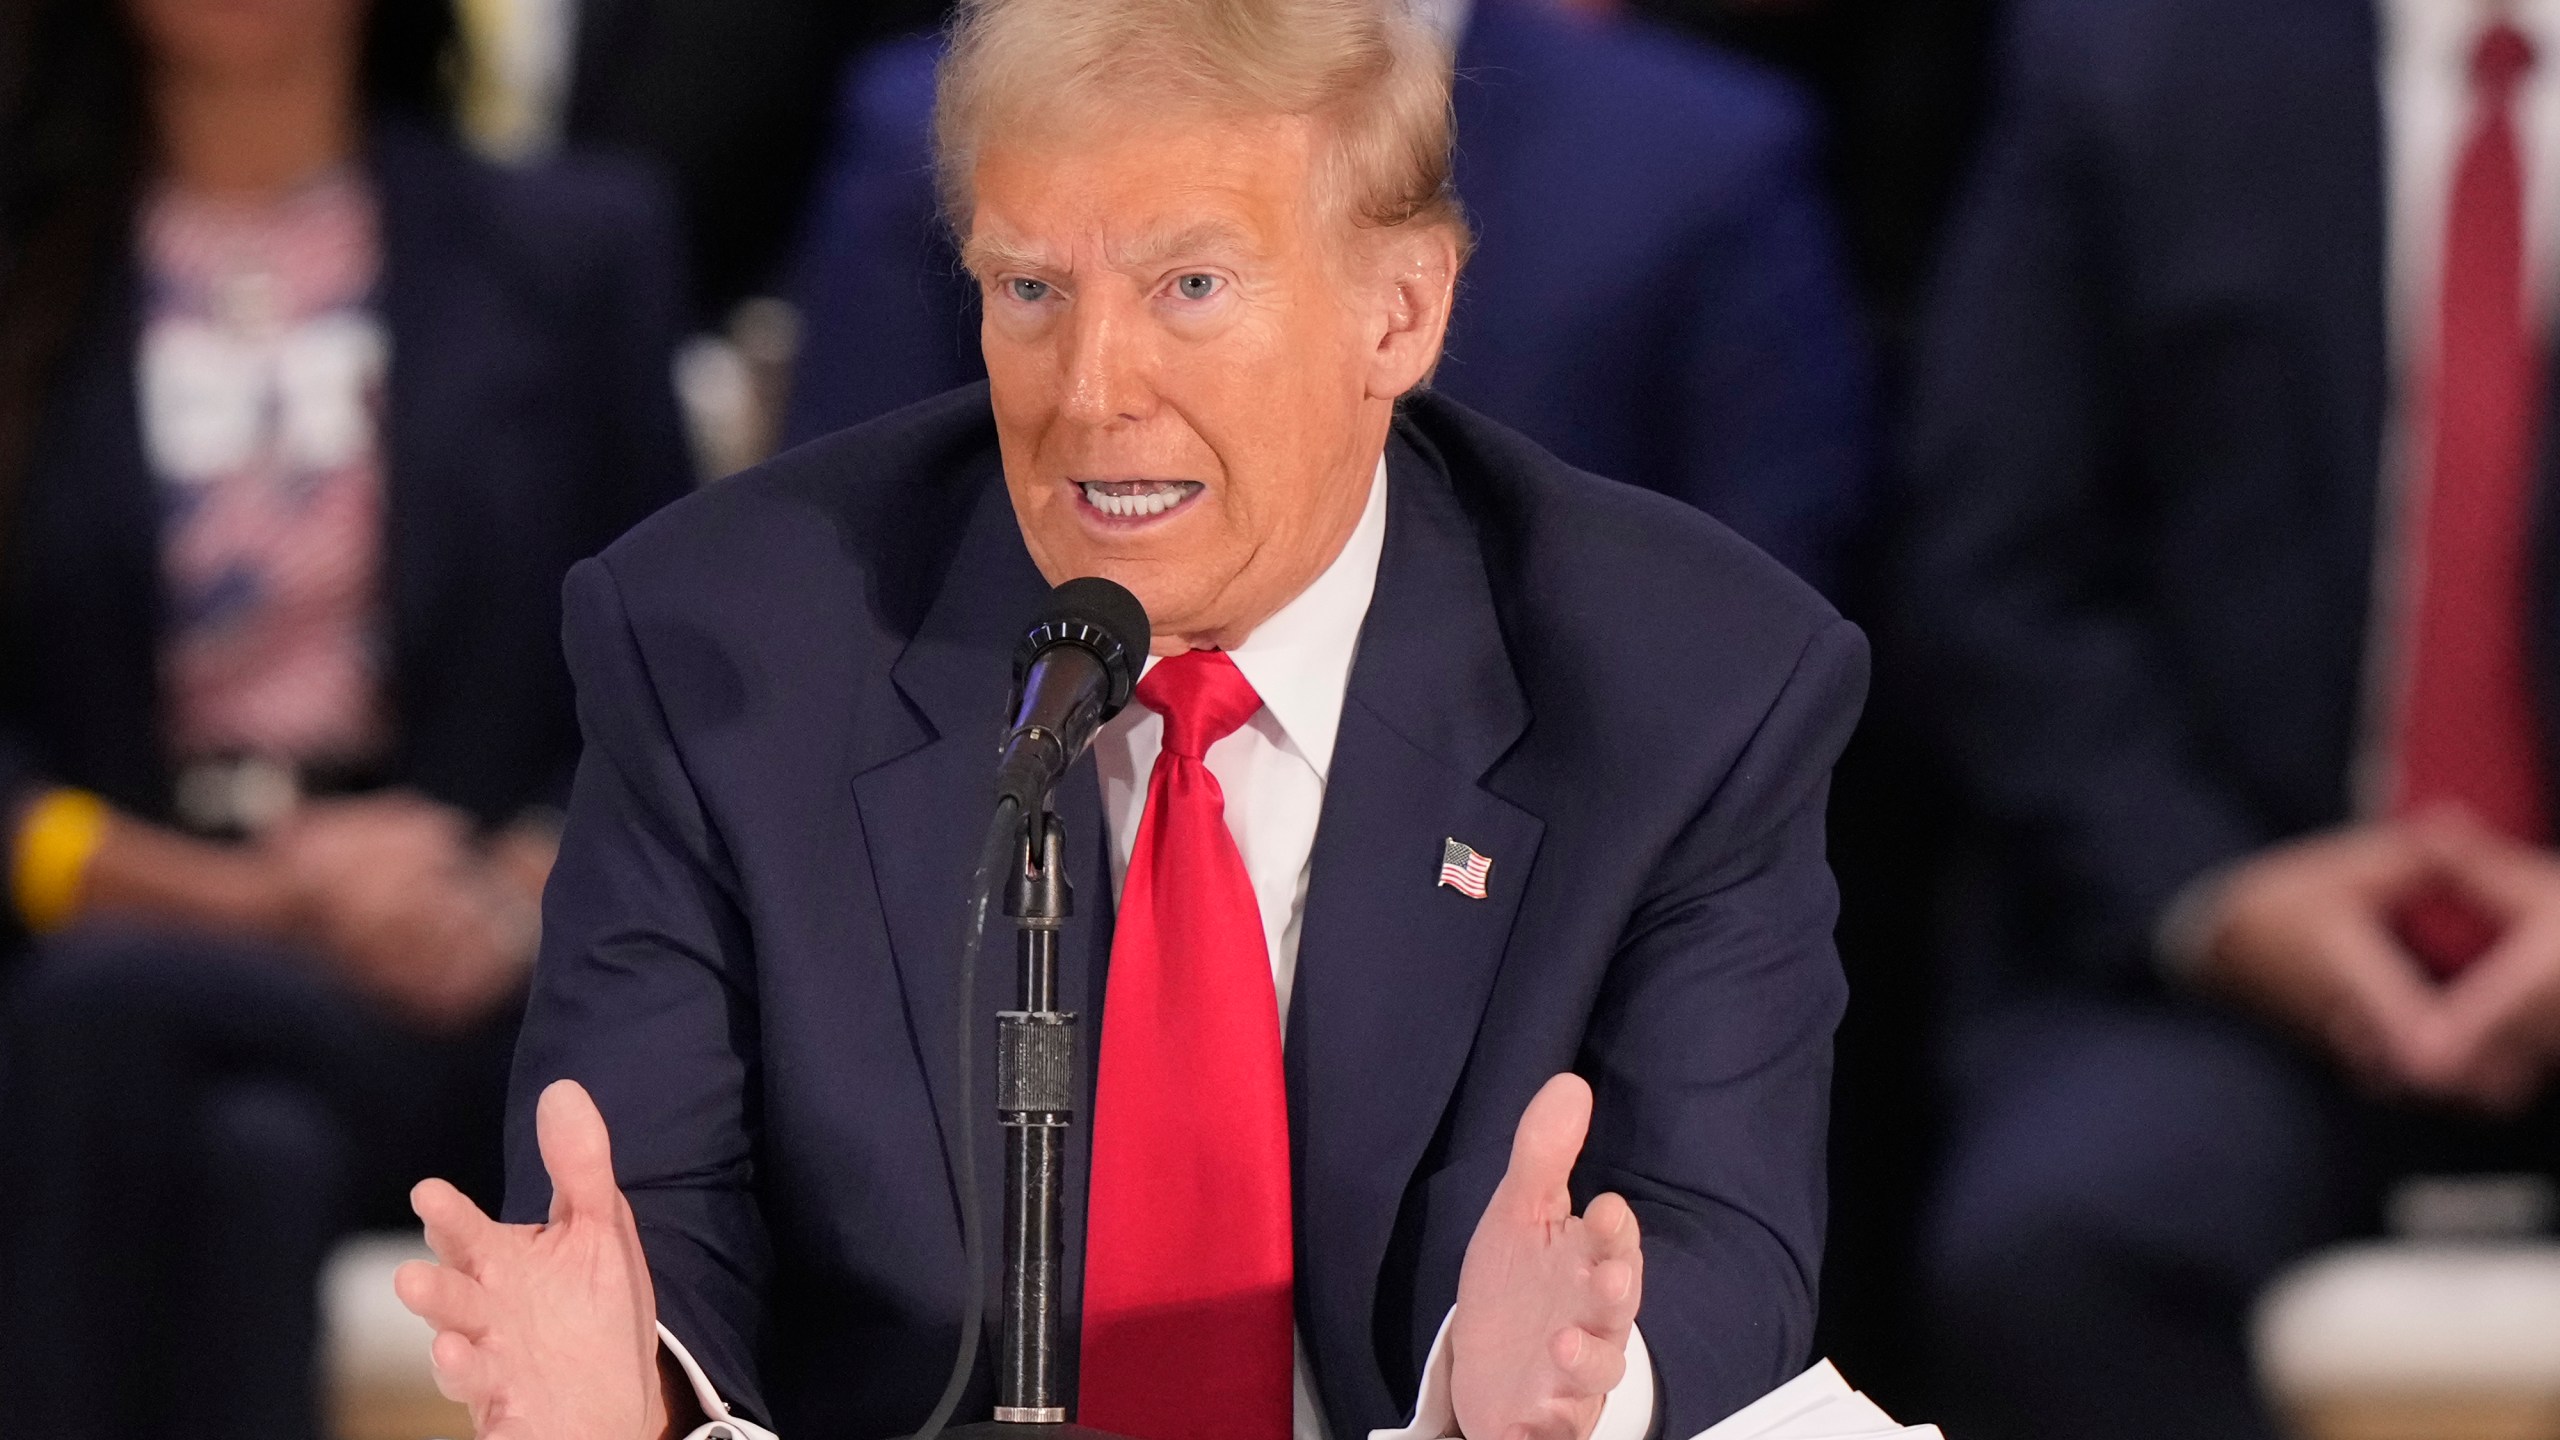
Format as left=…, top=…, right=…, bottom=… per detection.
left=1076, top=479, right=1203, bottom=519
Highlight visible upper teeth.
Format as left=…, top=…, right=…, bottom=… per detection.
left=1080, top=482, right=1190, bottom=518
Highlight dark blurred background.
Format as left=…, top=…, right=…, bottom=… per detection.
left=11, top=0, right=2560, bottom=1438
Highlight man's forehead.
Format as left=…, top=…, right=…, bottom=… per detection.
left=963, top=114, right=1320, bottom=272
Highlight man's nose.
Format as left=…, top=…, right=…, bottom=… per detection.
left=1057, top=294, right=1156, bottom=427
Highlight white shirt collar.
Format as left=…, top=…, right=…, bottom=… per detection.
left=1142, top=454, right=1386, bottom=780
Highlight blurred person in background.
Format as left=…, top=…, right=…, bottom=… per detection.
left=781, top=0, right=1872, bottom=597
left=566, top=0, right=947, bottom=322
left=1901, top=0, right=2560, bottom=1436
left=1615, top=0, right=1999, bottom=354
left=0, top=0, right=691, bottom=1435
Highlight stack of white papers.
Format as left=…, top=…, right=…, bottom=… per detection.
left=1689, top=1360, right=1942, bottom=1440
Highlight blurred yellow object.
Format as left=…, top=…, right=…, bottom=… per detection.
left=455, top=0, right=572, bottom=162
left=456, top=0, right=523, bottom=156
left=12, top=787, right=106, bottom=933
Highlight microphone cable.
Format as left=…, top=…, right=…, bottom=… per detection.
left=907, top=793, right=1023, bottom=1440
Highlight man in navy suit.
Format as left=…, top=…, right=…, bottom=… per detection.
left=394, top=2, right=1866, bottom=1438
left=1902, top=0, right=2560, bottom=1435
left=780, top=0, right=1872, bottom=597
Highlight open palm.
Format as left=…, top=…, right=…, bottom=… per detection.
left=394, top=1080, right=669, bottom=1440
left=1449, top=1074, right=1645, bottom=1440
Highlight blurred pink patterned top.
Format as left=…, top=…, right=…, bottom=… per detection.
left=137, top=170, right=391, bottom=767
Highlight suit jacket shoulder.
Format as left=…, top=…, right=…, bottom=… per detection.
left=1399, top=390, right=1858, bottom=754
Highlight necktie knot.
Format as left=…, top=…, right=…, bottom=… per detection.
left=1137, top=649, right=1263, bottom=760
left=2474, top=21, right=2536, bottom=102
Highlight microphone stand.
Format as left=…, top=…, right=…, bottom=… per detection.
left=948, top=801, right=1128, bottom=1440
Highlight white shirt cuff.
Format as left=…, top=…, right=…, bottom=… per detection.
left=658, top=1322, right=781, bottom=1440
left=1367, top=1310, right=1656, bottom=1440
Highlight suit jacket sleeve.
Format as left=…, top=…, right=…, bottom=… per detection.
left=1582, top=617, right=1865, bottom=1435
left=505, top=555, right=776, bottom=1424
left=1669, top=112, right=1873, bottom=603
left=1894, top=5, right=2264, bottom=985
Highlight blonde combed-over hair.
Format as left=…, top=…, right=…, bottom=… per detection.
left=933, top=0, right=1471, bottom=254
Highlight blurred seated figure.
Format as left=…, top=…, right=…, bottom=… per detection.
left=0, top=0, right=692, bottom=1435
left=564, top=0, right=949, bottom=319
left=781, top=0, right=1872, bottom=596
left=1900, top=0, right=2560, bottom=1437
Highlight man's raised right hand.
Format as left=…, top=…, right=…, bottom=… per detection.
left=395, top=1079, right=674, bottom=1440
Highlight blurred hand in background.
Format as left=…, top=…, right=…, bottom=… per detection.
left=2195, top=814, right=2560, bottom=1114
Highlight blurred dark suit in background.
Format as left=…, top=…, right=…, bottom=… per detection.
left=780, top=0, right=1874, bottom=598
left=1625, top=0, right=1998, bottom=352
left=566, top=0, right=945, bottom=321
left=1900, top=0, right=2560, bottom=1436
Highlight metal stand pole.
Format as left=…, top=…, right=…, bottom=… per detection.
left=947, top=807, right=1128, bottom=1440
left=994, top=807, right=1074, bottom=1424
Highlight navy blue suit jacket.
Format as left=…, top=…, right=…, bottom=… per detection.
left=504, top=386, right=1867, bottom=1438
left=1897, top=0, right=2560, bottom=992
left=777, top=0, right=1873, bottom=596
left=0, top=121, right=694, bottom=832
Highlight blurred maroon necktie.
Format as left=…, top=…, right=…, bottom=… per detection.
left=2392, top=20, right=2549, bottom=976
left=1079, top=650, right=1293, bottom=1440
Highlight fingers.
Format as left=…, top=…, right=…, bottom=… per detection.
left=1548, top=1324, right=1627, bottom=1398
left=2305, top=820, right=2439, bottom=901
left=429, top=1327, right=490, bottom=1404
left=1582, top=1191, right=1639, bottom=1257
left=1497, top=1074, right=1593, bottom=1221
left=2412, top=809, right=2560, bottom=921
left=537, top=1079, right=624, bottom=1226
left=1576, top=1192, right=1643, bottom=1344
left=2318, top=914, right=2449, bottom=1085
left=2418, top=926, right=2560, bottom=1095
left=394, top=1257, right=492, bottom=1339
left=412, top=1177, right=501, bottom=1277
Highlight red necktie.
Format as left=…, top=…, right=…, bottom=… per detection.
left=2392, top=20, right=2550, bottom=976
left=1079, top=650, right=1293, bottom=1440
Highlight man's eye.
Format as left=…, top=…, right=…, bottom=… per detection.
left=1173, top=274, right=1222, bottom=301
left=1007, top=278, right=1052, bottom=303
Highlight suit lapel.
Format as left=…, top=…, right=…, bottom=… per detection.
left=1290, top=424, right=1541, bottom=1428
left=849, top=471, right=1116, bottom=1305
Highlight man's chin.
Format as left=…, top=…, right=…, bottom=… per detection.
left=1075, top=565, right=1233, bottom=654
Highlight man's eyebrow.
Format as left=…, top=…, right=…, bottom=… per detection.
left=960, top=221, right=1260, bottom=277
left=1111, top=220, right=1259, bottom=268
left=960, top=234, right=1052, bottom=276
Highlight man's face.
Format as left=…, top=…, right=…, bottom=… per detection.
left=967, top=111, right=1400, bottom=652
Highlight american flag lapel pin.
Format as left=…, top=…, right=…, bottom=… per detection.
left=1438, top=837, right=1493, bottom=899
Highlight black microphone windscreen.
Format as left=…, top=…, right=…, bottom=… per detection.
left=1014, top=576, right=1151, bottom=718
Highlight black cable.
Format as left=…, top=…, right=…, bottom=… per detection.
left=908, top=794, right=1023, bottom=1440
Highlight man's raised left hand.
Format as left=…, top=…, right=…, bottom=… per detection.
left=1449, top=1073, right=1644, bottom=1440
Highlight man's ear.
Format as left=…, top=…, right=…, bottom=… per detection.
left=1364, top=224, right=1461, bottom=401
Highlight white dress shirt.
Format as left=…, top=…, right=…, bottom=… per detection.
left=663, top=459, right=1654, bottom=1440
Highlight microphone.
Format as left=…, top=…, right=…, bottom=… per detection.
left=993, top=577, right=1151, bottom=812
